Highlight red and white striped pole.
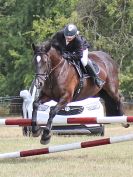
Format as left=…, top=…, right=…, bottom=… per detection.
left=0, top=116, right=133, bottom=126
left=0, top=133, right=133, bottom=159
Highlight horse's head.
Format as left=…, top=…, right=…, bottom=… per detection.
left=32, top=41, right=65, bottom=89
left=32, top=43, right=51, bottom=88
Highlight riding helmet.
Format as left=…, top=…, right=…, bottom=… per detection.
left=64, top=24, right=78, bottom=37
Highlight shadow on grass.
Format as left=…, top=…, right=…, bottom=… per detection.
left=0, top=152, right=89, bottom=164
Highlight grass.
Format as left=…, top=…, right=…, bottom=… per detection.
left=0, top=124, right=133, bottom=177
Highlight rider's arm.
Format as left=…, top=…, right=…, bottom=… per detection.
left=64, top=38, right=83, bottom=60
left=64, top=48, right=83, bottom=60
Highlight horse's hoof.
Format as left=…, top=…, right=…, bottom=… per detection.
left=122, top=123, right=130, bottom=128
left=32, top=126, right=42, bottom=137
left=40, top=127, right=51, bottom=145
left=40, top=136, right=51, bottom=145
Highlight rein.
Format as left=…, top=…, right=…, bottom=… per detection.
left=49, top=57, right=63, bottom=75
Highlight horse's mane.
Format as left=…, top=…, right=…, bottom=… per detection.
left=51, top=41, right=63, bottom=55
left=34, top=41, right=51, bottom=54
left=36, top=40, right=62, bottom=55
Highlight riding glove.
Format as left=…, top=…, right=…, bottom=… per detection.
left=63, top=53, right=71, bottom=60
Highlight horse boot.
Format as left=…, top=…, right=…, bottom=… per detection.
left=85, top=60, right=104, bottom=88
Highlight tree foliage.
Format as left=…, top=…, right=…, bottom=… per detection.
left=0, top=0, right=132, bottom=99
left=76, top=0, right=133, bottom=98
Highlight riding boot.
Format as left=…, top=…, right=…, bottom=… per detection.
left=85, top=60, right=104, bottom=88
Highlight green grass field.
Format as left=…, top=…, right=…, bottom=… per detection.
left=0, top=124, right=133, bottom=177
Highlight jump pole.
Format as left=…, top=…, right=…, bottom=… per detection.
left=0, top=116, right=133, bottom=126
left=0, top=133, right=133, bottom=159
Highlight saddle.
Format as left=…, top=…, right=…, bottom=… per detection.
left=69, top=59, right=100, bottom=100
left=70, top=59, right=100, bottom=79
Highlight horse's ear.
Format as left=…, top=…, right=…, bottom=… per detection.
left=32, top=43, right=36, bottom=51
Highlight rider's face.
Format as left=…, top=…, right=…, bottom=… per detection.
left=65, top=35, right=75, bottom=42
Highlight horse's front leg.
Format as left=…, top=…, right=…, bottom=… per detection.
left=40, top=95, right=72, bottom=145
left=32, top=99, right=42, bottom=137
left=32, top=91, right=51, bottom=137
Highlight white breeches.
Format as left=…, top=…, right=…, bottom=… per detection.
left=81, top=49, right=88, bottom=66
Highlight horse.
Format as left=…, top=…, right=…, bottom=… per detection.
left=31, top=41, right=127, bottom=145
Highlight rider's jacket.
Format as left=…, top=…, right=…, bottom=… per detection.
left=51, top=30, right=91, bottom=60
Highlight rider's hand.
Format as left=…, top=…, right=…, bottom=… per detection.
left=63, top=53, right=71, bottom=60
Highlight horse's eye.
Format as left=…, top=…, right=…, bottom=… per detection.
left=36, top=55, right=41, bottom=63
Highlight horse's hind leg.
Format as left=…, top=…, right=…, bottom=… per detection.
left=100, top=86, right=129, bottom=128
left=99, top=90, right=124, bottom=116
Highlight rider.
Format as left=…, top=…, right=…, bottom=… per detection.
left=51, top=23, right=104, bottom=88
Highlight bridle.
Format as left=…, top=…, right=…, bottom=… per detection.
left=34, top=51, right=63, bottom=89
left=34, top=51, right=50, bottom=89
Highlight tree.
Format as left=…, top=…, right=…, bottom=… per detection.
left=0, top=0, right=78, bottom=96
left=0, top=0, right=132, bottom=99
left=76, top=0, right=133, bottom=99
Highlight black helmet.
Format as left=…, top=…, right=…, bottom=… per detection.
left=64, top=24, right=78, bottom=37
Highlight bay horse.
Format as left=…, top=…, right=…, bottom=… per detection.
left=31, top=42, right=126, bottom=145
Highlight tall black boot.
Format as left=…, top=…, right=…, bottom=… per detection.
left=85, top=60, right=104, bottom=88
